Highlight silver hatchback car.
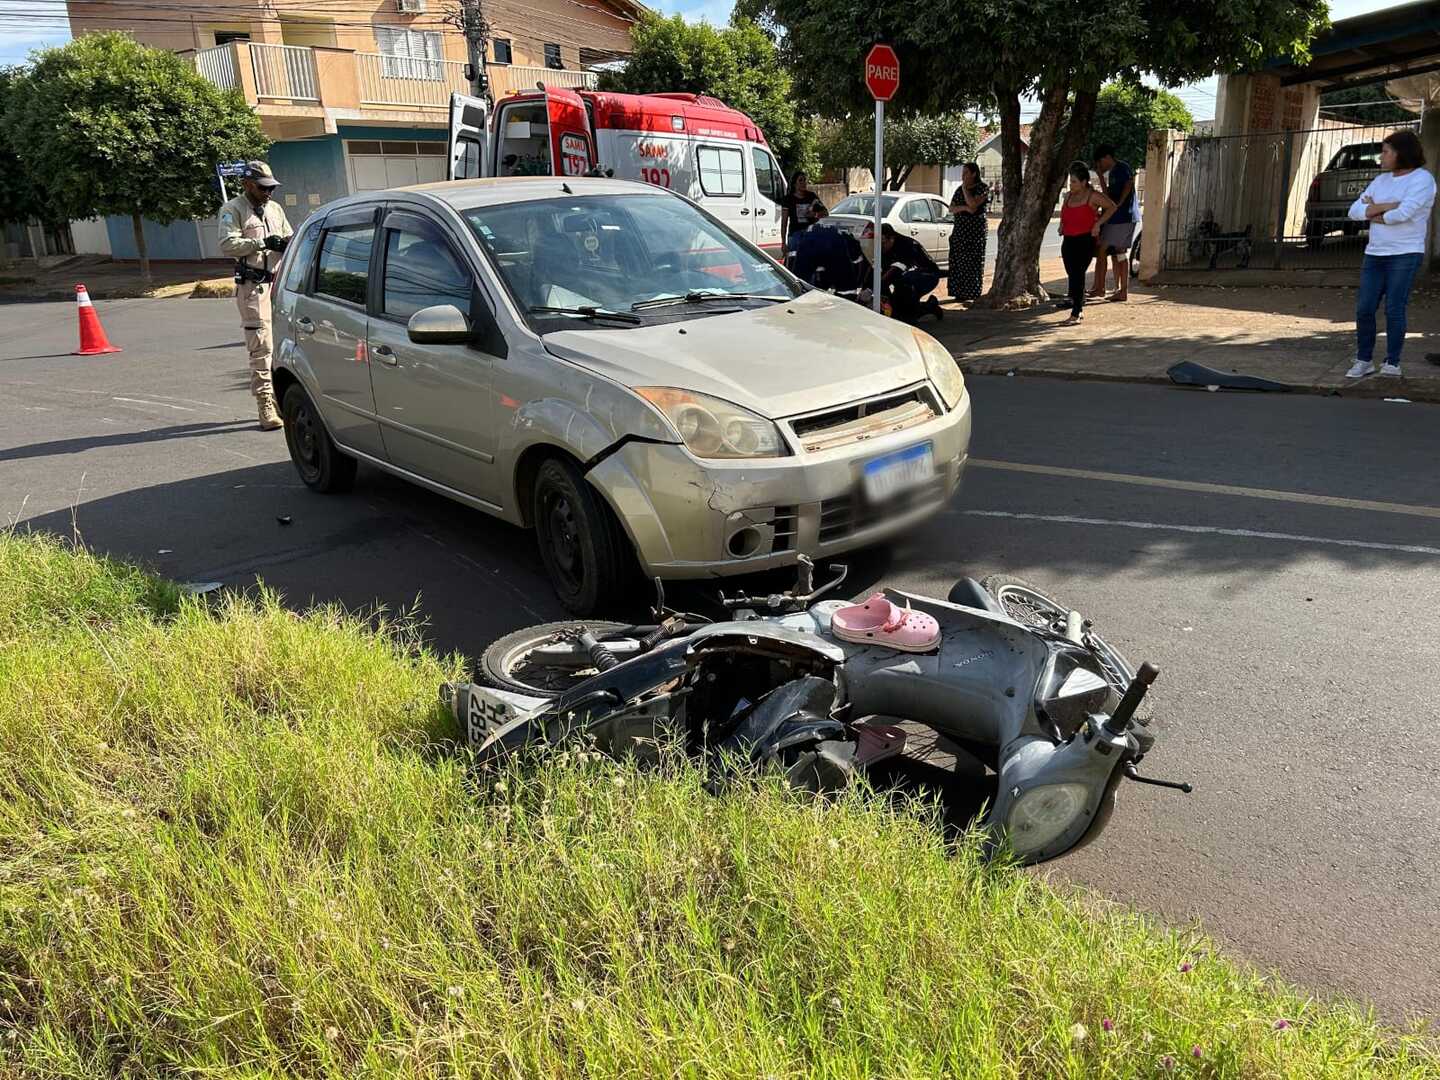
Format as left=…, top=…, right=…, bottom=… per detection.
left=272, top=177, right=971, bottom=613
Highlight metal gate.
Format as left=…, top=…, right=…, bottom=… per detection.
left=1162, top=121, right=1420, bottom=272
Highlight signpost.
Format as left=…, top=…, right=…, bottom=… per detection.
left=864, top=44, right=899, bottom=312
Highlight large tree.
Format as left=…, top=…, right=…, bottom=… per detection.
left=738, top=0, right=1326, bottom=304
left=1085, top=82, right=1192, bottom=171
left=597, top=14, right=815, bottom=175
left=2, top=32, right=268, bottom=280
left=1319, top=84, right=1416, bottom=126
left=816, top=112, right=979, bottom=190
left=0, top=67, right=47, bottom=232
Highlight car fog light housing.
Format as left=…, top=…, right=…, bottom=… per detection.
left=1005, top=782, right=1089, bottom=854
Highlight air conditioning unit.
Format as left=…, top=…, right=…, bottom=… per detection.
left=396, top=0, right=426, bottom=12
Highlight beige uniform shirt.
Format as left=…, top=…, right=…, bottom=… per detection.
left=218, top=193, right=293, bottom=281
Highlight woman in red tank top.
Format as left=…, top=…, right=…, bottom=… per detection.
left=1057, top=162, right=1116, bottom=324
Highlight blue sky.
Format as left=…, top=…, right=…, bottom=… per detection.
left=0, top=0, right=1394, bottom=109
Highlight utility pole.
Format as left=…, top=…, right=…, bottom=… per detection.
left=445, top=0, right=490, bottom=99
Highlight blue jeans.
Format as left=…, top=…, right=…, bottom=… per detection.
left=1356, top=252, right=1424, bottom=366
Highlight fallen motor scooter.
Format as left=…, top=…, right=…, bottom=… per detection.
left=443, top=559, right=1191, bottom=865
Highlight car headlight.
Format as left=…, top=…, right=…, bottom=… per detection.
left=1005, top=782, right=1089, bottom=855
left=635, top=387, right=787, bottom=459
left=914, top=329, right=966, bottom=410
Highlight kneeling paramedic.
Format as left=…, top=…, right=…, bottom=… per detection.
left=219, top=161, right=293, bottom=430
left=785, top=204, right=870, bottom=292
left=880, top=223, right=943, bottom=324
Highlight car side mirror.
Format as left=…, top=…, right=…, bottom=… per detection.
left=407, top=304, right=471, bottom=344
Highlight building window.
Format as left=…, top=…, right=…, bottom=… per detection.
left=492, top=38, right=512, bottom=65
left=544, top=43, right=563, bottom=69
left=375, top=26, right=443, bottom=80
left=213, top=30, right=251, bottom=45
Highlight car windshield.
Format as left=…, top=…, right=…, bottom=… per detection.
left=460, top=193, right=799, bottom=329
left=831, top=194, right=901, bottom=217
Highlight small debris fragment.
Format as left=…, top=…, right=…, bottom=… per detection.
left=1383, top=397, right=1411, bottom=404
left=1206, top=385, right=1219, bottom=392
left=276, top=515, right=293, bottom=526
left=157, top=549, right=172, bottom=555
left=182, top=582, right=223, bottom=596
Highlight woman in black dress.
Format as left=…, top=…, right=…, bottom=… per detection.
left=948, top=162, right=989, bottom=301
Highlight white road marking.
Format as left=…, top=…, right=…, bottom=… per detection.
left=963, top=510, right=1440, bottom=557
left=970, top=458, right=1440, bottom=520
left=112, top=397, right=195, bottom=412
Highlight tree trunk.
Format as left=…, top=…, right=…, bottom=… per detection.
left=983, top=80, right=1099, bottom=308
left=131, top=212, right=151, bottom=283
left=890, top=164, right=914, bottom=190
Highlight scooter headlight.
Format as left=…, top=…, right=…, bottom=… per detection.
left=1005, top=782, right=1090, bottom=855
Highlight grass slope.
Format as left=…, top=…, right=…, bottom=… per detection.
left=0, top=532, right=1434, bottom=1078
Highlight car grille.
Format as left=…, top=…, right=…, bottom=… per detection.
left=789, top=387, right=939, bottom=454
left=818, top=473, right=950, bottom=545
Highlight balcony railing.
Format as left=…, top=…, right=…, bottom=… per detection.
left=194, top=44, right=239, bottom=92
left=356, top=52, right=469, bottom=107
left=189, top=46, right=601, bottom=112
left=488, top=64, right=598, bottom=100
left=251, top=43, right=319, bottom=102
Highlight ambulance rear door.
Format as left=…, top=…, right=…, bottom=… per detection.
left=545, top=87, right=595, bottom=176
left=447, top=92, right=490, bottom=180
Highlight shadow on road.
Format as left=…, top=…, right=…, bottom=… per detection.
left=0, top=421, right=257, bottom=463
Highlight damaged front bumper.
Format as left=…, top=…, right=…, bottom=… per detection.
left=586, top=391, right=972, bottom=578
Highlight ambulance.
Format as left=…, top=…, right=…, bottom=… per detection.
left=447, top=88, right=789, bottom=257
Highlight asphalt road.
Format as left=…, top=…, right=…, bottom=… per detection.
left=3, top=295, right=1438, bottom=1022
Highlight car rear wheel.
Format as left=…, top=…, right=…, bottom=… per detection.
left=532, top=456, right=630, bottom=615
left=282, top=383, right=356, bottom=493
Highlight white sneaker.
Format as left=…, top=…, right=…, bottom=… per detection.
left=1345, top=361, right=1376, bottom=379
left=1379, top=363, right=1402, bottom=377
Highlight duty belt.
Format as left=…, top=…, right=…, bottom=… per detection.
left=233, top=261, right=274, bottom=286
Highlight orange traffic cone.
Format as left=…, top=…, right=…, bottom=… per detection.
left=73, top=284, right=122, bottom=355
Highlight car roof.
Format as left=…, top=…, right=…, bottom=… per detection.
left=319, top=176, right=665, bottom=217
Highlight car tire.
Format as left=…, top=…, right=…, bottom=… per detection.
left=282, top=383, right=356, bottom=494
left=532, top=456, right=630, bottom=615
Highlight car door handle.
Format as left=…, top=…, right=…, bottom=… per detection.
left=295, top=316, right=315, bottom=334
left=740, top=208, right=750, bottom=215
left=371, top=343, right=398, bottom=366
left=756, top=208, right=767, bottom=216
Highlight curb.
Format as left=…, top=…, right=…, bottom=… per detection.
left=958, top=362, right=1440, bottom=404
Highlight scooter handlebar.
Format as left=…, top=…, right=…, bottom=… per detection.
left=1106, top=662, right=1159, bottom=734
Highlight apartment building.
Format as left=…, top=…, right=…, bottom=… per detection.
left=63, top=0, right=642, bottom=260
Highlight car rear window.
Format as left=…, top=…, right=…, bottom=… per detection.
left=315, top=223, right=374, bottom=306
left=832, top=194, right=901, bottom=217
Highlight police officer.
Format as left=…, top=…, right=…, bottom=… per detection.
left=219, top=161, right=293, bottom=431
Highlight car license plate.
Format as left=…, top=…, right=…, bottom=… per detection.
left=1344, top=179, right=1368, bottom=196
left=862, top=443, right=935, bottom=503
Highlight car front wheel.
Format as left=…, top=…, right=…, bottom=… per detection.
left=532, top=456, right=629, bottom=615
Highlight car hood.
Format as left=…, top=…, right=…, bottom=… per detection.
left=540, top=291, right=928, bottom=419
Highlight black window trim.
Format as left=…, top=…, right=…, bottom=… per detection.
left=696, top=142, right=746, bottom=199
left=544, top=43, right=563, bottom=69
left=281, top=212, right=326, bottom=296
left=309, top=204, right=380, bottom=309
left=751, top=144, right=783, bottom=205
left=492, top=37, right=512, bottom=65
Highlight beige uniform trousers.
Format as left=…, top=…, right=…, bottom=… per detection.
left=237, top=279, right=274, bottom=397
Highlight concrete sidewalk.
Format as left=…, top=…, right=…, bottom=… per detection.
left=0, top=256, right=233, bottom=301
left=933, top=259, right=1440, bottom=403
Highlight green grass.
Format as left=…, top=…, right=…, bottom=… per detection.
left=0, top=530, right=1434, bottom=1079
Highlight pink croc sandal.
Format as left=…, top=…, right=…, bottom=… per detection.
left=831, top=593, right=941, bottom=653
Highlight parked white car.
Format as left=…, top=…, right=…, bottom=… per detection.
left=825, top=191, right=955, bottom=270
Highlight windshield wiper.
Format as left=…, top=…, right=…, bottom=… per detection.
left=631, top=291, right=789, bottom=311
left=528, top=304, right=642, bottom=325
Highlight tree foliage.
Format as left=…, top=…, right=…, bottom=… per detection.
left=0, top=67, right=48, bottom=228
left=1319, top=84, right=1416, bottom=126
left=1085, top=82, right=1193, bottom=169
left=596, top=14, right=815, bottom=175
left=738, top=0, right=1327, bottom=302
left=816, top=112, right=979, bottom=189
left=2, top=32, right=268, bottom=275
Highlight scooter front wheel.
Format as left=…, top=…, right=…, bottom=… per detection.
left=480, top=621, right=636, bottom=696
left=980, top=575, right=1137, bottom=696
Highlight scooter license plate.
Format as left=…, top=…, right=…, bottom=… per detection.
left=861, top=442, right=935, bottom=503
left=462, top=683, right=537, bottom=747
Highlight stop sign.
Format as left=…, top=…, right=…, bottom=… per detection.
left=864, top=43, right=900, bottom=102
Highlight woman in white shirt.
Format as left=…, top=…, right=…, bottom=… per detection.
left=1346, top=129, right=1436, bottom=379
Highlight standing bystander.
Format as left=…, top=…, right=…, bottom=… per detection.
left=1089, top=145, right=1136, bottom=301
left=1058, top=163, right=1117, bottom=326
left=1345, top=130, right=1436, bottom=379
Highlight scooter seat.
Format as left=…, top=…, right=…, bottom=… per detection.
left=832, top=593, right=940, bottom=652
